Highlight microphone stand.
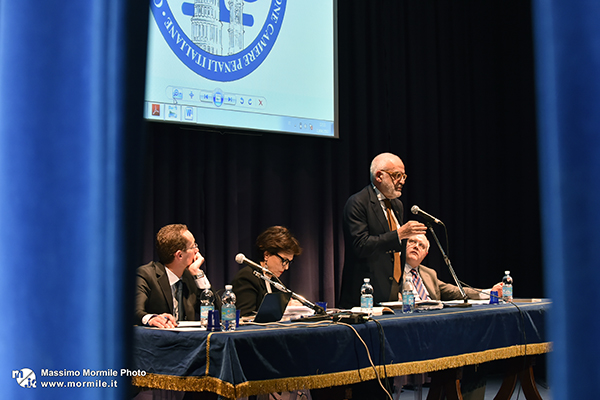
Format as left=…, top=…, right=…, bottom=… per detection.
left=426, top=222, right=471, bottom=307
left=252, top=271, right=326, bottom=315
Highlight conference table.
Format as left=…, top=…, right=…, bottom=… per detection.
left=132, top=299, right=551, bottom=399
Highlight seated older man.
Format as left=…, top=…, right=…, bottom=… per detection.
left=402, top=233, right=487, bottom=301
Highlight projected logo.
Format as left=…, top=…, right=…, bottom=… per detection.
left=151, top=0, right=286, bottom=82
left=13, top=368, right=37, bottom=388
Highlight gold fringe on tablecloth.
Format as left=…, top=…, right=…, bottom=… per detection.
left=132, top=341, right=552, bottom=399
left=205, top=332, right=213, bottom=375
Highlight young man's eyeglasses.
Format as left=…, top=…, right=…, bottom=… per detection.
left=185, top=242, right=199, bottom=251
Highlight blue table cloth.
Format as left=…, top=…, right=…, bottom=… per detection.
left=132, top=300, right=551, bottom=398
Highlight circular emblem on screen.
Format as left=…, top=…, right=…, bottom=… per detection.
left=151, top=0, right=286, bottom=82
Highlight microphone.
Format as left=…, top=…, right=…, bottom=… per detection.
left=411, top=205, right=443, bottom=225
left=237, top=253, right=326, bottom=315
left=252, top=270, right=288, bottom=293
left=235, top=253, right=270, bottom=274
left=252, top=270, right=326, bottom=315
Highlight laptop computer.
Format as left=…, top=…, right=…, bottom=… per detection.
left=253, top=291, right=292, bottom=323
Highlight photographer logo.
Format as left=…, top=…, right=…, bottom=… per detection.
left=13, top=368, right=36, bottom=388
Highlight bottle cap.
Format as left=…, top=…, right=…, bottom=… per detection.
left=505, top=271, right=510, bottom=275
left=225, top=284, right=233, bottom=290
left=364, top=278, right=370, bottom=282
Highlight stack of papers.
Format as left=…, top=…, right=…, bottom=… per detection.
left=282, top=305, right=316, bottom=321
left=416, top=300, right=444, bottom=310
left=442, top=299, right=490, bottom=306
left=162, top=321, right=205, bottom=331
left=350, top=306, right=395, bottom=315
left=379, top=300, right=444, bottom=311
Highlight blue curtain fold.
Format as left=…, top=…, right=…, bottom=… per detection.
left=0, top=1, right=145, bottom=398
left=533, top=1, right=600, bottom=398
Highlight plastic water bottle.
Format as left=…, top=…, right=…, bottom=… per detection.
left=221, top=285, right=237, bottom=331
left=199, top=287, right=215, bottom=328
left=502, top=271, right=513, bottom=302
left=360, top=278, right=374, bottom=316
left=402, top=276, right=415, bottom=314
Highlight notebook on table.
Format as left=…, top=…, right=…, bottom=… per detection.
left=253, top=292, right=292, bottom=323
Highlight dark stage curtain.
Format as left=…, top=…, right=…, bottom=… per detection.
left=140, top=0, right=542, bottom=308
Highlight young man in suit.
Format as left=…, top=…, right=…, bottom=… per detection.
left=135, top=224, right=212, bottom=328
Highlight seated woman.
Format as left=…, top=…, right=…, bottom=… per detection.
left=232, top=225, right=302, bottom=317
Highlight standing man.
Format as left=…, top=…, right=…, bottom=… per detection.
left=135, top=224, right=212, bottom=328
left=338, top=153, right=427, bottom=308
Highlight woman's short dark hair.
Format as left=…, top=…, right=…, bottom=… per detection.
left=256, top=226, right=302, bottom=260
left=156, top=224, right=188, bottom=265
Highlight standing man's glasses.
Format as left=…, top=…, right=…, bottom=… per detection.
left=381, top=170, right=408, bottom=182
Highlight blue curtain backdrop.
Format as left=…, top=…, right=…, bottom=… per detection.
left=0, top=1, right=146, bottom=399
left=533, top=1, right=600, bottom=398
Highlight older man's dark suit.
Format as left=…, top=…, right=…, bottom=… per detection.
left=135, top=261, right=200, bottom=325
left=338, top=185, right=406, bottom=308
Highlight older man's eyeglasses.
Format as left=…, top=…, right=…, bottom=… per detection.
left=407, top=238, right=427, bottom=251
left=274, top=253, right=293, bottom=266
left=382, top=170, right=408, bottom=182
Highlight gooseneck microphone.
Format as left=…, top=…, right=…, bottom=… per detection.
left=410, top=207, right=469, bottom=305
left=235, top=253, right=269, bottom=273
left=252, top=271, right=325, bottom=315
left=411, top=205, right=443, bottom=225
left=235, top=253, right=287, bottom=286
left=235, top=253, right=325, bottom=315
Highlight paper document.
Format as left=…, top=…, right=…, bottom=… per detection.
left=157, top=321, right=206, bottom=331
left=442, top=299, right=490, bottom=306
left=282, top=305, right=315, bottom=321
left=350, top=306, right=395, bottom=315
left=379, top=300, right=443, bottom=311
